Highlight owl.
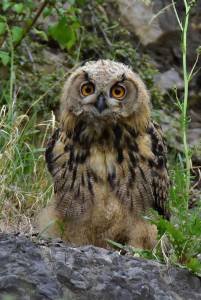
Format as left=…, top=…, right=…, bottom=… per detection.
left=38, top=60, right=169, bottom=250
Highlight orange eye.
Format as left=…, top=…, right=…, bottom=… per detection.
left=80, top=82, right=95, bottom=97
left=110, top=84, right=126, bottom=100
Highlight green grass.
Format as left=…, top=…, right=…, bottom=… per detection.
left=0, top=0, right=200, bottom=277
left=0, top=102, right=54, bottom=231
left=0, top=35, right=54, bottom=230
left=0, top=0, right=161, bottom=232
left=108, top=0, right=201, bottom=276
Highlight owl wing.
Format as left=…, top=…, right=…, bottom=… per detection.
left=147, top=121, right=170, bottom=219
left=45, top=127, right=94, bottom=217
left=108, top=123, right=169, bottom=220
left=45, top=128, right=61, bottom=175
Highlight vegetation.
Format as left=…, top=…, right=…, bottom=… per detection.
left=150, top=0, right=201, bottom=275
left=109, top=0, right=201, bottom=276
left=0, top=0, right=200, bottom=275
left=0, top=0, right=159, bottom=230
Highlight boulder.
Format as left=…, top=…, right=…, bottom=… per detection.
left=0, top=233, right=201, bottom=300
left=117, top=0, right=201, bottom=86
left=117, top=0, right=164, bottom=45
left=153, top=68, right=183, bottom=94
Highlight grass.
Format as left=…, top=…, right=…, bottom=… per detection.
left=109, top=0, right=201, bottom=276
left=0, top=103, right=53, bottom=232
left=0, top=0, right=200, bottom=276
left=0, top=29, right=55, bottom=231
left=0, top=0, right=160, bottom=233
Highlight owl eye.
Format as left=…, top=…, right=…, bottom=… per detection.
left=110, top=84, right=126, bottom=100
left=80, top=82, right=95, bottom=97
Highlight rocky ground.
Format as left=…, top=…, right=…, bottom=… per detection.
left=0, top=233, right=201, bottom=300
left=0, top=1, right=200, bottom=299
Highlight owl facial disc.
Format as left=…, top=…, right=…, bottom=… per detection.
left=61, top=59, right=150, bottom=121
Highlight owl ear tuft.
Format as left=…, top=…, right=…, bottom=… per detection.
left=120, top=73, right=126, bottom=82
left=83, top=71, right=90, bottom=82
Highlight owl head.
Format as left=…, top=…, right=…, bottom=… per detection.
left=61, top=60, right=151, bottom=132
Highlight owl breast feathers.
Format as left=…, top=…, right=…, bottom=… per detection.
left=38, top=60, right=169, bottom=250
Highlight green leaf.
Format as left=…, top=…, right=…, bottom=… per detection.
left=13, top=3, right=24, bottom=14
left=71, top=21, right=80, bottom=30
left=0, top=22, right=6, bottom=35
left=33, top=28, right=48, bottom=41
left=2, top=0, right=13, bottom=11
left=0, top=51, right=10, bottom=66
left=26, top=0, right=37, bottom=9
left=32, top=148, right=46, bottom=153
left=68, top=0, right=76, bottom=4
left=48, top=17, right=77, bottom=49
left=196, top=46, right=201, bottom=55
left=66, top=29, right=76, bottom=49
left=0, top=16, right=6, bottom=22
left=43, top=7, right=53, bottom=18
left=106, top=239, right=125, bottom=249
left=11, top=26, right=24, bottom=43
left=76, top=0, right=85, bottom=5
left=187, top=258, right=201, bottom=274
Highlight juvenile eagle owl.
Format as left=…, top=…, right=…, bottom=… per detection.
left=39, top=60, right=169, bottom=249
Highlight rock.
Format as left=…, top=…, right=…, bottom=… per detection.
left=188, top=128, right=201, bottom=147
left=153, top=108, right=201, bottom=165
left=117, top=0, right=163, bottom=45
left=0, top=233, right=201, bottom=300
left=0, top=234, right=63, bottom=300
left=116, top=0, right=201, bottom=168
left=117, top=0, right=201, bottom=86
left=154, top=68, right=183, bottom=94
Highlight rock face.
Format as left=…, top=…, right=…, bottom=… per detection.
left=117, top=0, right=164, bottom=45
left=0, top=233, right=62, bottom=300
left=117, top=0, right=201, bottom=90
left=0, top=233, right=201, bottom=300
left=153, top=68, right=183, bottom=95
left=116, top=0, right=201, bottom=171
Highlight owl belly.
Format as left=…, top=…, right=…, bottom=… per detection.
left=86, top=147, right=131, bottom=245
left=59, top=181, right=156, bottom=249
left=43, top=145, right=157, bottom=249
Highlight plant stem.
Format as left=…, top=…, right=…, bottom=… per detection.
left=6, top=21, right=15, bottom=122
left=14, top=0, right=49, bottom=49
left=182, top=1, right=191, bottom=199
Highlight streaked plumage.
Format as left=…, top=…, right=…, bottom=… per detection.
left=38, top=60, right=169, bottom=249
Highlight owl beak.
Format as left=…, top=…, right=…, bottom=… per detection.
left=95, top=93, right=107, bottom=113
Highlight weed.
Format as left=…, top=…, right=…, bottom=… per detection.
left=0, top=17, right=53, bottom=230
left=0, top=0, right=200, bottom=277
left=107, top=0, right=201, bottom=276
left=132, top=0, right=201, bottom=276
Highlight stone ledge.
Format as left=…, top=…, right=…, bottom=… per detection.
left=0, top=233, right=200, bottom=300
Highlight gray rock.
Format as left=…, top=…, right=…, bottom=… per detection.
left=0, top=233, right=201, bottom=300
left=117, top=0, right=163, bottom=45
left=117, top=0, right=201, bottom=79
left=0, top=234, right=63, bottom=300
left=154, top=68, right=183, bottom=94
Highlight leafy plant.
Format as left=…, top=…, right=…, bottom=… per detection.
left=0, top=0, right=84, bottom=66
left=149, top=165, right=201, bottom=274
left=107, top=0, right=201, bottom=276
left=151, top=0, right=201, bottom=275
left=0, top=0, right=80, bottom=228
left=0, top=13, right=51, bottom=229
